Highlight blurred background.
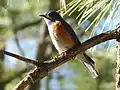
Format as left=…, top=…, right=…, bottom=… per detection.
left=0, top=0, right=120, bottom=90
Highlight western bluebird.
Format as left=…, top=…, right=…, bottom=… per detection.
left=40, top=10, right=98, bottom=78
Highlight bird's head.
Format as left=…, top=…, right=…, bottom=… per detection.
left=40, top=10, right=63, bottom=25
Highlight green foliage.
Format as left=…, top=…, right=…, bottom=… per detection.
left=59, top=0, right=120, bottom=37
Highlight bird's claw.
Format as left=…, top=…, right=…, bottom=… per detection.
left=59, top=51, right=67, bottom=57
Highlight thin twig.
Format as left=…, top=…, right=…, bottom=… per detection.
left=2, top=67, right=31, bottom=84
left=0, top=50, right=42, bottom=66
left=12, top=19, right=42, bottom=56
left=13, top=19, right=42, bottom=30
left=13, top=31, right=25, bottom=56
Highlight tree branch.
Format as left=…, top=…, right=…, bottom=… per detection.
left=13, top=19, right=42, bottom=30
left=0, top=23, right=120, bottom=90
left=0, top=50, right=42, bottom=66
left=2, top=67, right=31, bottom=85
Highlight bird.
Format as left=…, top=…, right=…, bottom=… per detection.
left=40, top=10, right=98, bottom=78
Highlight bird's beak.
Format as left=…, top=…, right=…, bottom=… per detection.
left=39, top=14, right=50, bottom=20
left=39, top=14, right=55, bottom=22
left=39, top=14, right=46, bottom=18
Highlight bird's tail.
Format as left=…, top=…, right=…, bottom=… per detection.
left=76, top=53, right=99, bottom=79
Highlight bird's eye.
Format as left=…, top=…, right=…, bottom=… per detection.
left=48, top=12, right=53, bottom=17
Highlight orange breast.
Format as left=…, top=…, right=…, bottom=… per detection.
left=53, top=21, right=76, bottom=49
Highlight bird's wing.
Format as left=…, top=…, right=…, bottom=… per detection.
left=61, top=20, right=80, bottom=44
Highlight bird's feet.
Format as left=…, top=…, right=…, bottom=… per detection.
left=59, top=51, right=67, bottom=57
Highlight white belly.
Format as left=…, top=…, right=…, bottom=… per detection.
left=48, top=25, right=62, bottom=53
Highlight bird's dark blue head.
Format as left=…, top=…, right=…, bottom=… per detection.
left=40, top=10, right=62, bottom=22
